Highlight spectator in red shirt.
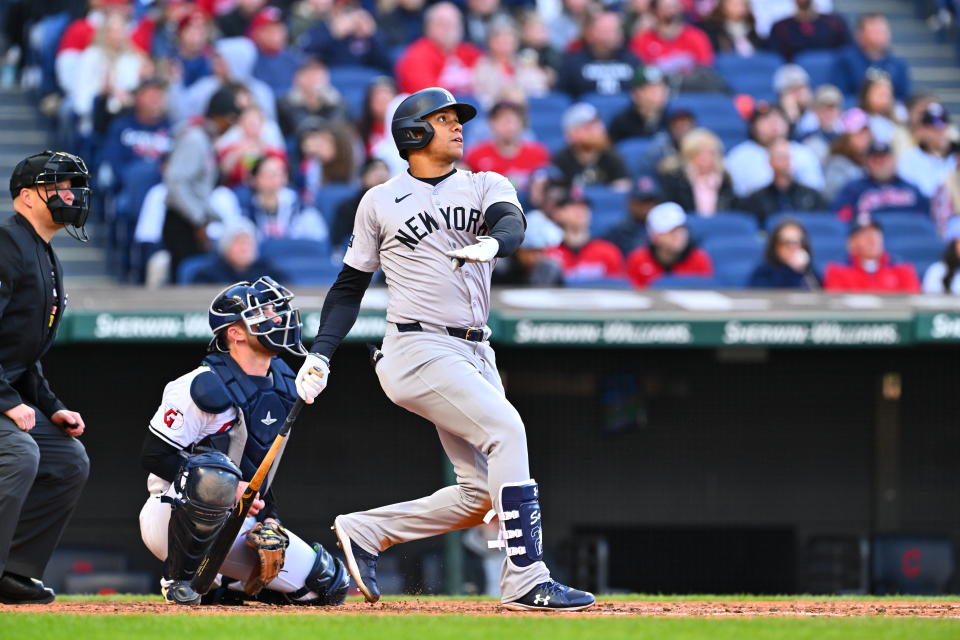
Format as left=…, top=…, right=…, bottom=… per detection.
left=823, top=215, right=921, bottom=293
left=395, top=1, right=483, bottom=95
left=464, top=101, right=550, bottom=192
left=630, top=0, right=714, bottom=76
left=769, top=0, right=850, bottom=62
left=544, top=192, right=626, bottom=280
left=626, top=201, right=713, bottom=288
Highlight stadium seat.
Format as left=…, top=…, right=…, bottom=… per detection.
left=767, top=211, right=844, bottom=237
left=177, top=253, right=218, bottom=284
left=579, top=92, right=631, bottom=125
left=528, top=92, right=573, bottom=117
left=871, top=212, right=939, bottom=241
left=714, top=52, right=783, bottom=101
left=271, top=256, right=342, bottom=286
left=648, top=274, right=720, bottom=289
left=564, top=276, right=633, bottom=289
left=329, top=65, right=384, bottom=90
left=811, top=235, right=848, bottom=266
left=314, top=183, right=357, bottom=227
left=260, top=237, right=330, bottom=259
left=616, top=137, right=657, bottom=176
left=886, top=235, right=943, bottom=276
left=714, top=258, right=759, bottom=287
left=668, top=94, right=746, bottom=139
left=794, top=50, right=840, bottom=89
left=584, top=186, right=628, bottom=237
left=687, top=212, right=758, bottom=243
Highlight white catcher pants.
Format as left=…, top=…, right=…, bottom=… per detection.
left=139, top=485, right=317, bottom=596
left=335, top=329, right=551, bottom=602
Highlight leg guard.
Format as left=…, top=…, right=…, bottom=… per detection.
left=165, top=451, right=241, bottom=583
left=487, top=480, right=543, bottom=568
left=286, top=543, right=350, bottom=606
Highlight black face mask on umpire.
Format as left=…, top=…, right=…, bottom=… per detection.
left=9, top=150, right=93, bottom=242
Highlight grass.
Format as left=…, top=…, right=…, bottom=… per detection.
left=2, top=614, right=957, bottom=640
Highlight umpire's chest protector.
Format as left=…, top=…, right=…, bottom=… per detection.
left=192, top=353, right=297, bottom=480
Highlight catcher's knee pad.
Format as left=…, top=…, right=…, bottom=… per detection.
left=165, top=451, right=241, bottom=581
left=487, top=479, right=543, bottom=568
left=289, top=542, right=350, bottom=606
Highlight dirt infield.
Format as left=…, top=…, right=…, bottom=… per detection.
left=3, top=599, right=959, bottom=617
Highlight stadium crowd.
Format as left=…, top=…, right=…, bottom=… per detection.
left=3, top=0, right=960, bottom=293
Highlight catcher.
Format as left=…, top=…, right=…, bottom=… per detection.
left=138, top=277, right=348, bottom=606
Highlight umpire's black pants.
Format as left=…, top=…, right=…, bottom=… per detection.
left=0, top=404, right=89, bottom=579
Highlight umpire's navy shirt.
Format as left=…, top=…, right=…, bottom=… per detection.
left=0, top=213, right=67, bottom=416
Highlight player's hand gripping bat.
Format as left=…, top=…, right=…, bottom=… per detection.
left=191, top=399, right=305, bottom=595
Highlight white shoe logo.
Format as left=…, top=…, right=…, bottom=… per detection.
left=261, top=412, right=278, bottom=426
left=534, top=594, right=550, bottom=606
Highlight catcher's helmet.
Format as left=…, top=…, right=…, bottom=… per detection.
left=208, top=276, right=308, bottom=356
left=392, top=87, right=477, bottom=159
left=9, top=150, right=92, bottom=242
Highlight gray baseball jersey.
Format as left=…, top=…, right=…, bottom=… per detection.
left=344, top=169, right=521, bottom=328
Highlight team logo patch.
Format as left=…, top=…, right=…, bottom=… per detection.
left=348, top=234, right=354, bottom=248
left=162, top=408, right=184, bottom=431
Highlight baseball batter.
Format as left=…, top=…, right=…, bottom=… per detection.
left=294, top=87, right=595, bottom=611
left=138, top=277, right=348, bottom=606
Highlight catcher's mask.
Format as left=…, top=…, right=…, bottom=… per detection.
left=9, top=150, right=92, bottom=242
left=208, top=276, right=308, bottom=356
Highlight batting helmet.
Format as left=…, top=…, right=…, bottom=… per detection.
left=208, top=276, right=308, bottom=356
left=392, top=87, right=477, bottom=159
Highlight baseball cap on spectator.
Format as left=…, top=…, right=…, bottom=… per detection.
left=521, top=212, right=564, bottom=250
left=867, top=139, right=893, bottom=156
left=666, top=106, right=695, bottom=123
left=921, top=102, right=950, bottom=129
left=945, top=217, right=960, bottom=241
left=773, top=64, right=810, bottom=93
left=556, top=186, right=590, bottom=208
left=631, top=174, right=661, bottom=201
left=632, top=66, right=666, bottom=88
left=841, top=107, right=869, bottom=133
left=646, top=202, right=686, bottom=234
left=848, top=212, right=882, bottom=236
left=814, top=84, right=843, bottom=108
left=177, top=7, right=210, bottom=34
left=749, top=100, right=783, bottom=126
left=135, top=76, right=167, bottom=93
left=248, top=6, right=283, bottom=35
left=562, top=103, right=600, bottom=132
left=205, top=86, right=240, bottom=119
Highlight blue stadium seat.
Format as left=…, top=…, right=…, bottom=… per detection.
left=260, top=237, right=330, bottom=259
left=537, top=131, right=567, bottom=153
left=714, top=258, right=759, bottom=288
left=872, top=212, right=939, bottom=241
left=271, top=256, right=342, bottom=286
left=668, top=94, right=746, bottom=139
left=687, top=212, right=758, bottom=243
left=714, top=52, right=783, bottom=100
left=648, top=275, right=719, bottom=289
left=564, top=276, right=633, bottom=289
left=616, top=137, right=657, bottom=176
left=702, top=235, right=763, bottom=289
left=811, top=235, right=848, bottom=267
left=315, top=183, right=357, bottom=227
left=528, top=92, right=573, bottom=117
left=177, top=253, right=218, bottom=284
left=579, top=92, right=631, bottom=125
left=329, top=65, right=384, bottom=90
left=584, top=185, right=628, bottom=237
left=767, top=211, right=844, bottom=237
left=794, top=50, right=840, bottom=89
left=886, top=235, right=943, bottom=276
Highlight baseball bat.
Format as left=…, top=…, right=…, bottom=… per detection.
left=191, top=399, right=305, bottom=595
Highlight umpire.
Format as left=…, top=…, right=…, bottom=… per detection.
left=0, top=151, right=92, bottom=604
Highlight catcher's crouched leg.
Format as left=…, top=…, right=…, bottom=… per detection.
left=284, top=542, right=350, bottom=606
left=165, top=452, right=241, bottom=605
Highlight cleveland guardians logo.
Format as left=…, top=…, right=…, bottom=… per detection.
left=163, top=408, right=184, bottom=431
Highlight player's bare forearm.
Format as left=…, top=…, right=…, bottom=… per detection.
left=310, top=265, right=374, bottom=360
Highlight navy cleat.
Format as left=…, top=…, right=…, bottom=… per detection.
left=163, top=580, right=201, bottom=605
left=332, top=516, right=380, bottom=603
left=502, top=581, right=596, bottom=612
left=0, top=572, right=55, bottom=605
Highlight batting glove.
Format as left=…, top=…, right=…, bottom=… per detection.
left=445, top=236, right=499, bottom=271
left=296, top=353, right=330, bottom=404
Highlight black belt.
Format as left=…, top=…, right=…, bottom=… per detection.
left=396, top=322, right=485, bottom=342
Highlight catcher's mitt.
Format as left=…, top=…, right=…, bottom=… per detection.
left=242, top=521, right=290, bottom=595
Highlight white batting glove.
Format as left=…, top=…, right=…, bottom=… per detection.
left=445, top=236, right=500, bottom=271
left=295, top=353, right=330, bottom=404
